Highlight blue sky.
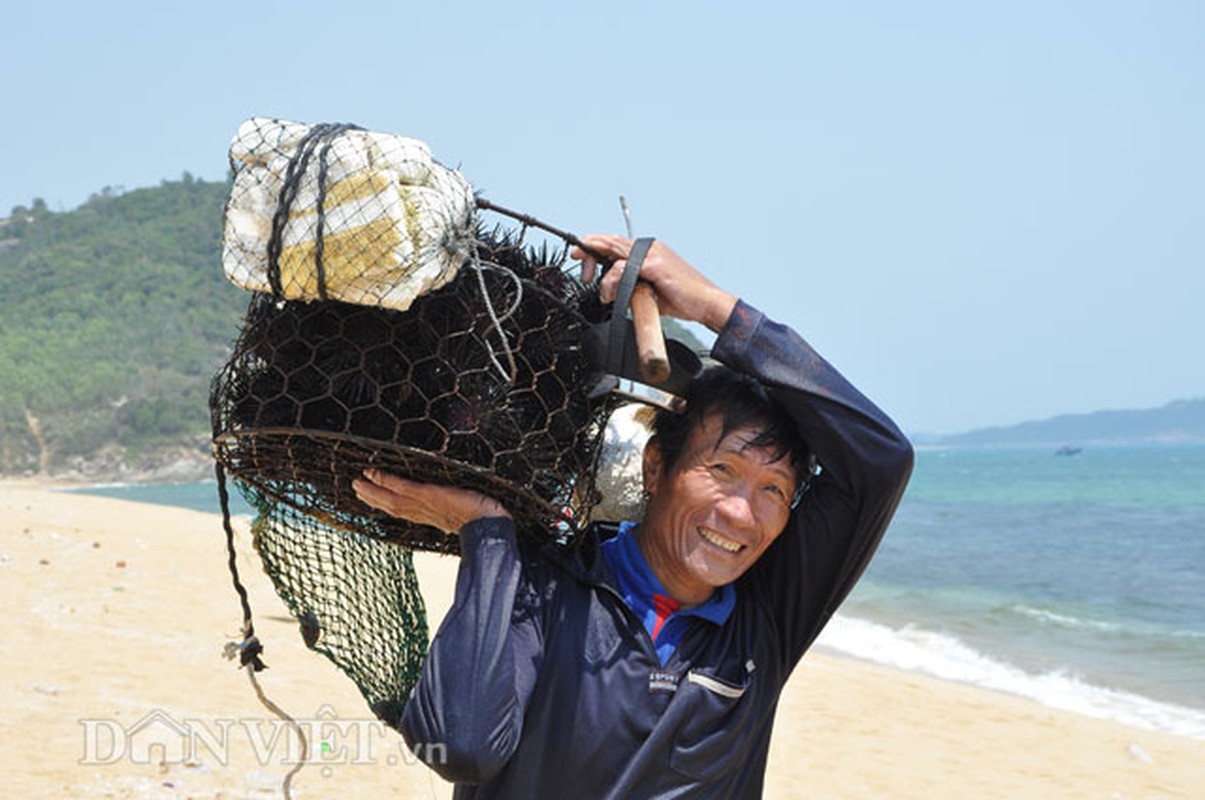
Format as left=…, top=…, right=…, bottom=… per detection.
left=2, top=1, right=1202, bottom=435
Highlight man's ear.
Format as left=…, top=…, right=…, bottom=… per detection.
left=642, top=435, right=664, bottom=496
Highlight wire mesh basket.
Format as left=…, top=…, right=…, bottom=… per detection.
left=211, top=226, right=619, bottom=555
left=212, top=117, right=634, bottom=726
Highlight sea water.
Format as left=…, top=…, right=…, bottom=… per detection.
left=69, top=444, right=1205, bottom=739
left=827, top=443, right=1205, bottom=740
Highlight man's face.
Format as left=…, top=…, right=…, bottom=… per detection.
left=640, top=413, right=797, bottom=604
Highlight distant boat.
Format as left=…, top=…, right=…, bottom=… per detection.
left=1055, top=445, right=1082, bottom=456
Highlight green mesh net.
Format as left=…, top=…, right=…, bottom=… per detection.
left=244, top=490, right=429, bottom=723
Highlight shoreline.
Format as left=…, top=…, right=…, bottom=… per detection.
left=50, top=478, right=1205, bottom=741
left=2, top=479, right=1202, bottom=797
left=813, top=615, right=1205, bottom=743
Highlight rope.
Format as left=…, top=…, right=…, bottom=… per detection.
left=467, top=247, right=523, bottom=383
left=217, top=461, right=307, bottom=797
left=216, top=461, right=265, bottom=671
left=266, top=128, right=323, bottom=298
left=247, top=667, right=308, bottom=800
left=266, top=123, right=365, bottom=299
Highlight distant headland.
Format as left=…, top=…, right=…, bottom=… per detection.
left=913, top=398, right=1205, bottom=448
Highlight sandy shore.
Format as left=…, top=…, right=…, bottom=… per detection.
left=2, top=479, right=1201, bottom=799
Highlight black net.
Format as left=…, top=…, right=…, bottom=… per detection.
left=213, top=230, right=617, bottom=554
left=212, top=117, right=620, bottom=726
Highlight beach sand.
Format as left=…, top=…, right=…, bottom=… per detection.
left=2, top=480, right=1201, bottom=799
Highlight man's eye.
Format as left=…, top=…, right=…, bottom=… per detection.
left=708, top=463, right=731, bottom=476
left=764, top=484, right=789, bottom=502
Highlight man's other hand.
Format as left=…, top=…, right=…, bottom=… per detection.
left=352, top=470, right=511, bottom=534
left=572, top=235, right=738, bottom=333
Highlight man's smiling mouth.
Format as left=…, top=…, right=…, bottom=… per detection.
left=699, top=528, right=744, bottom=553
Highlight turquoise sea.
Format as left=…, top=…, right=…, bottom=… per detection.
left=71, top=443, right=1205, bottom=740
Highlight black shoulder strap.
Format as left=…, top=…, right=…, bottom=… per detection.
left=583, top=236, right=702, bottom=402
left=606, top=237, right=655, bottom=375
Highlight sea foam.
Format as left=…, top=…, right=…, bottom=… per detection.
left=816, top=613, right=1205, bottom=741
left=1007, top=604, right=1125, bottom=634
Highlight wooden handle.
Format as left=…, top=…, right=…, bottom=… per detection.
left=630, top=282, right=671, bottom=384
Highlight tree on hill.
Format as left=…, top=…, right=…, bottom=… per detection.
left=0, top=176, right=247, bottom=475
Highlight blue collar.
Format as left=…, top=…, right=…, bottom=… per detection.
left=601, top=521, right=736, bottom=630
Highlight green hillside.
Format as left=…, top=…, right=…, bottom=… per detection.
left=0, top=177, right=247, bottom=475
left=0, top=180, right=711, bottom=479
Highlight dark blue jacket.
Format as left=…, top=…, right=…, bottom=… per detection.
left=399, top=301, right=914, bottom=798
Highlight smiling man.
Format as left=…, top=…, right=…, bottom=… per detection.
left=353, top=236, right=913, bottom=798
left=636, top=382, right=805, bottom=607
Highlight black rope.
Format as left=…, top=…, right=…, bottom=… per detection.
left=313, top=125, right=362, bottom=299
left=265, top=122, right=364, bottom=299
left=216, top=460, right=266, bottom=671
left=265, top=130, right=319, bottom=298
left=217, top=466, right=306, bottom=797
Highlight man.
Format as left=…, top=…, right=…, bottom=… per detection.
left=353, top=236, right=913, bottom=798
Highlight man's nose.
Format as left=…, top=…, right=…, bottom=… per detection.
left=716, top=489, right=757, bottom=528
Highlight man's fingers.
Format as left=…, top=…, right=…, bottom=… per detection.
left=354, top=469, right=511, bottom=532
left=352, top=477, right=396, bottom=512
left=576, top=236, right=629, bottom=285
left=598, top=259, right=625, bottom=304
left=363, top=468, right=414, bottom=493
left=579, top=253, right=598, bottom=285
left=354, top=470, right=424, bottom=513
left=579, top=234, right=632, bottom=259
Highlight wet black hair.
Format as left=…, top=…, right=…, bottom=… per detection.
left=650, top=366, right=813, bottom=504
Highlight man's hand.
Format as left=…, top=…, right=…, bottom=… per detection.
left=571, top=235, right=738, bottom=333
left=352, top=470, right=511, bottom=534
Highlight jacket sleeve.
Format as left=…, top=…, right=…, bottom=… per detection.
left=712, top=301, right=914, bottom=667
left=399, top=516, right=543, bottom=784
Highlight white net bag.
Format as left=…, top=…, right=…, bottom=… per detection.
left=222, top=117, right=475, bottom=311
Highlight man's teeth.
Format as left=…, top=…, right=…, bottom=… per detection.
left=700, top=529, right=742, bottom=553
